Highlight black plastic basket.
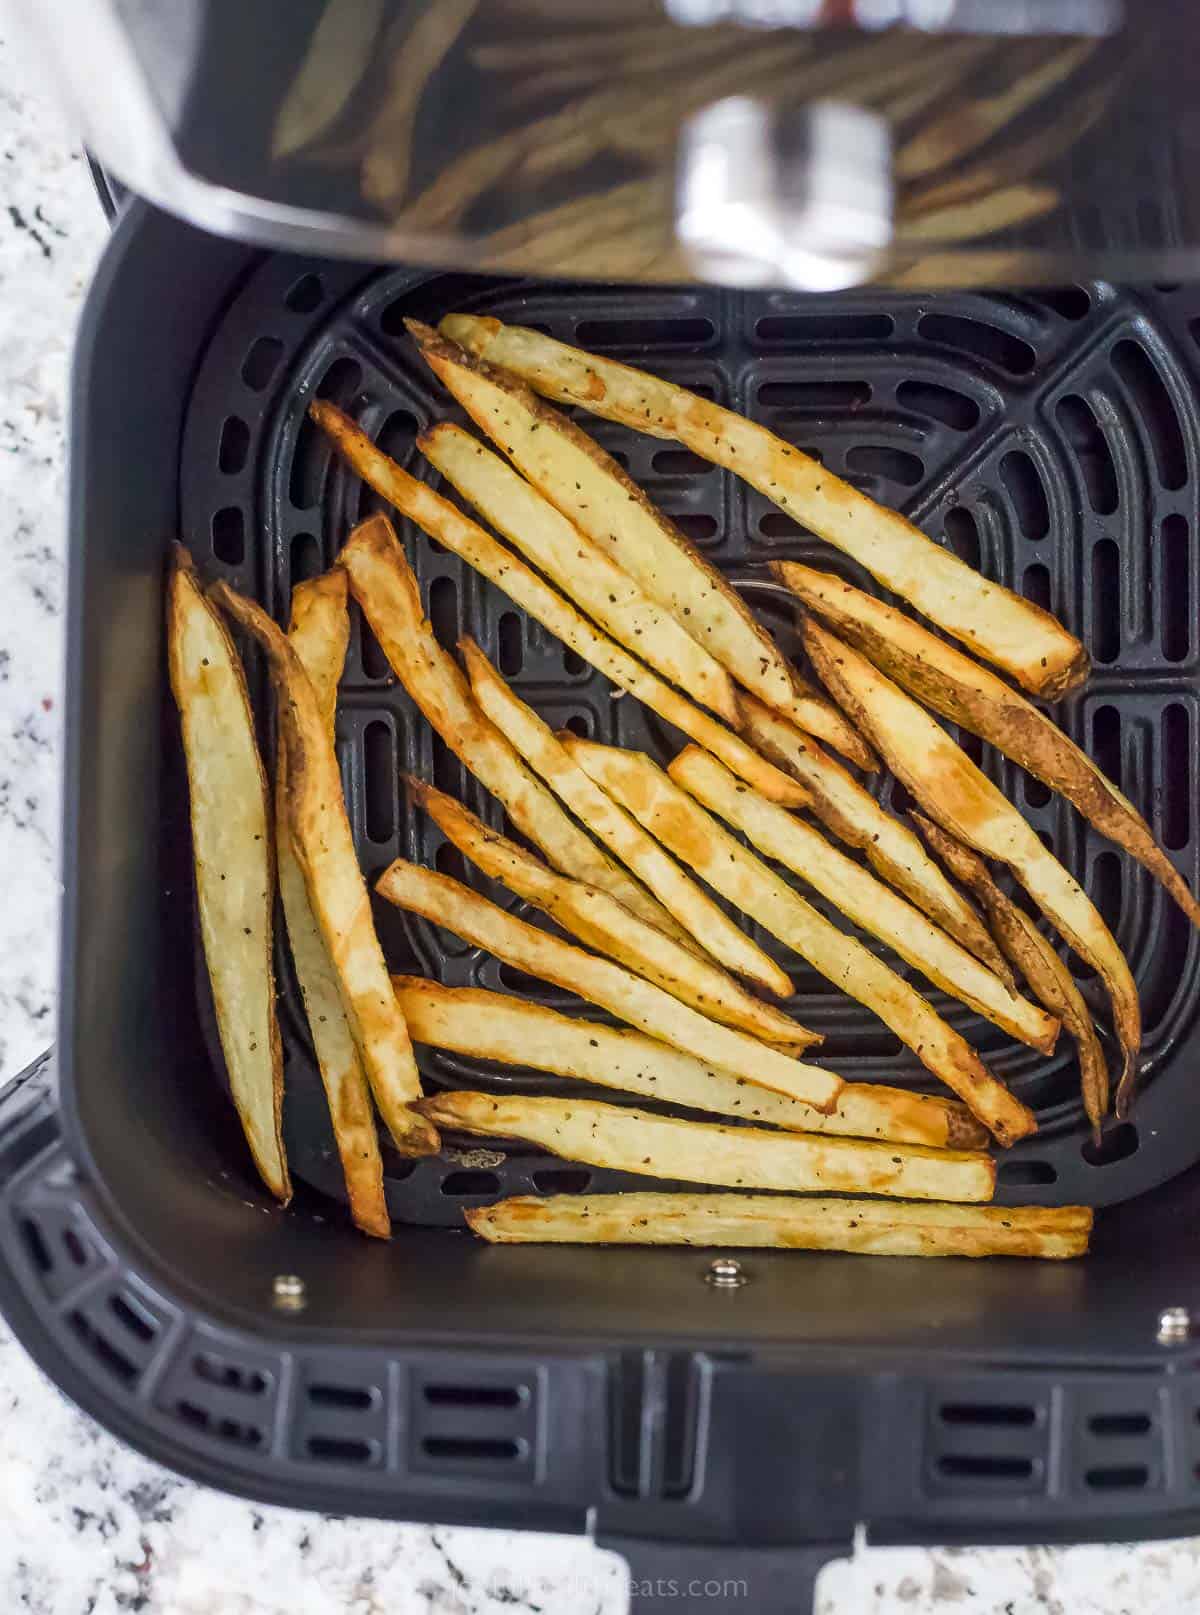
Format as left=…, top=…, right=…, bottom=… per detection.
left=5, top=197, right=1200, bottom=1612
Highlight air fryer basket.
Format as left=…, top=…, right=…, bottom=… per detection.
left=6, top=202, right=1200, bottom=1612
left=186, top=247, right=1200, bottom=1217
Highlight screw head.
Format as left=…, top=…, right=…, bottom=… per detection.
left=1158, top=1305, right=1191, bottom=1344
left=706, top=1256, right=748, bottom=1288
left=272, top=1273, right=307, bottom=1311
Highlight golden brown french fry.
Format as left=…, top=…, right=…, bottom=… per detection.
left=669, top=745, right=1058, bottom=1052
left=279, top=572, right=389, bottom=1237
left=406, top=320, right=804, bottom=716
left=210, top=580, right=438, bottom=1158
left=565, top=738, right=1036, bottom=1145
left=439, top=314, right=1088, bottom=699
left=394, top=977, right=987, bottom=1148
left=420, top=422, right=739, bottom=724
left=376, top=859, right=843, bottom=1110
left=466, top=1192, right=1091, bottom=1257
left=913, top=815, right=1109, bottom=1139
left=336, top=514, right=686, bottom=940
left=314, top=405, right=809, bottom=807
left=738, top=692, right=1012, bottom=983
left=773, top=669, right=879, bottom=772
left=408, top=777, right=817, bottom=1050
left=419, top=1092, right=996, bottom=1202
left=460, top=637, right=788, bottom=994
left=167, top=547, right=289, bottom=1201
left=804, top=617, right=1141, bottom=1112
left=778, top=561, right=1200, bottom=936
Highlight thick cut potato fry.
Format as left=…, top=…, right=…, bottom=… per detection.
left=210, top=581, right=438, bottom=1158
left=738, top=692, right=1011, bottom=982
left=408, top=777, right=817, bottom=1050
left=566, top=739, right=1036, bottom=1145
left=670, top=745, right=1058, bottom=1053
left=774, top=668, right=879, bottom=772
left=376, top=860, right=843, bottom=1110
left=280, top=572, right=389, bottom=1237
left=420, top=422, right=739, bottom=724
left=440, top=314, right=1088, bottom=699
left=419, top=1092, right=996, bottom=1202
left=336, top=514, right=685, bottom=940
left=406, top=320, right=803, bottom=714
left=467, top=1192, right=1091, bottom=1257
left=914, top=815, right=1109, bottom=1139
left=779, top=561, right=1200, bottom=936
left=460, top=637, right=789, bottom=994
left=804, top=617, right=1141, bottom=1112
left=167, top=547, right=289, bottom=1201
left=314, top=405, right=809, bottom=808
left=394, top=977, right=987, bottom=1147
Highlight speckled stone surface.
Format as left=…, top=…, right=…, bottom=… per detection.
left=1, top=19, right=1199, bottom=1614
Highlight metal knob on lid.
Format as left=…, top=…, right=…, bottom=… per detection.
left=675, top=95, right=893, bottom=292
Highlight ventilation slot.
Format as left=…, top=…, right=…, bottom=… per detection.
left=1055, top=395, right=1117, bottom=515
left=1090, top=850, right=1123, bottom=935
left=440, top=1169, right=502, bottom=1197
left=360, top=616, right=392, bottom=681
left=944, top=507, right=980, bottom=570
left=435, top=840, right=469, bottom=884
left=1161, top=704, right=1190, bottom=850
left=1000, top=450, right=1051, bottom=538
left=413, top=1362, right=537, bottom=1475
left=307, top=1435, right=376, bottom=1463
left=1112, top=340, right=1186, bottom=489
left=212, top=507, right=246, bottom=566
left=1033, top=286, right=1092, bottom=321
left=563, top=713, right=590, bottom=738
left=760, top=511, right=807, bottom=541
left=1023, top=563, right=1052, bottom=614
left=424, top=1384, right=523, bottom=1409
left=673, top=512, right=718, bottom=544
left=363, top=721, right=396, bottom=843
left=1082, top=1122, right=1139, bottom=1167
left=290, top=532, right=322, bottom=586
left=316, top=356, right=363, bottom=411
left=758, top=379, right=871, bottom=411
left=574, top=316, right=715, bottom=350
left=308, top=1383, right=377, bottom=1411
left=997, top=1159, right=1057, bottom=1185
left=845, top=445, right=924, bottom=487
left=1090, top=1412, right=1151, bottom=1437
left=610, top=1350, right=700, bottom=1501
left=194, top=1354, right=268, bottom=1396
left=756, top=313, right=893, bottom=343
left=1161, top=514, right=1190, bottom=662
left=289, top=413, right=326, bottom=511
left=896, top=379, right=979, bottom=431
left=917, top=313, right=1035, bottom=375
left=940, top=1403, right=1036, bottom=1428
left=285, top=273, right=323, bottom=314
left=68, top=1311, right=138, bottom=1387
left=563, top=646, right=587, bottom=677
left=175, top=1401, right=263, bottom=1448
left=1086, top=1464, right=1149, bottom=1490
left=532, top=1167, right=592, bottom=1194
left=1092, top=705, right=1121, bottom=791
left=19, top=1217, right=51, bottom=1275
left=1090, top=541, right=1120, bottom=661
left=218, top=416, right=250, bottom=475
left=1023, top=773, right=1052, bottom=809
left=652, top=448, right=713, bottom=477
left=242, top=336, right=283, bottom=391
left=422, top=1436, right=521, bottom=1461
left=937, top=1455, right=1034, bottom=1481
left=109, top=1292, right=156, bottom=1344
left=497, top=610, right=523, bottom=676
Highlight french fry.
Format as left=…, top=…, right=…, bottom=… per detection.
left=777, top=561, right=1200, bottom=936
left=167, top=547, right=289, bottom=1201
left=314, top=406, right=808, bottom=807
left=438, top=314, right=1088, bottom=699
left=669, top=745, right=1058, bottom=1053
left=738, top=692, right=1012, bottom=983
left=337, top=514, right=687, bottom=941
left=466, top=1192, right=1092, bottom=1258
left=375, top=860, right=843, bottom=1111
left=210, top=581, right=438, bottom=1158
left=460, top=637, right=789, bottom=995
left=406, top=320, right=805, bottom=717
left=914, top=815, right=1109, bottom=1139
left=420, top=422, right=740, bottom=724
left=773, top=669, right=879, bottom=772
left=418, top=1092, right=996, bottom=1202
left=394, top=977, right=987, bottom=1148
left=565, top=738, right=1036, bottom=1145
left=279, top=571, right=389, bottom=1237
left=804, top=617, right=1141, bottom=1112
left=408, top=777, right=817, bottom=1050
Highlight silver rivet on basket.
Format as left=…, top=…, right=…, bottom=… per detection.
left=705, top=1257, right=747, bottom=1289
left=272, top=1273, right=307, bottom=1310
left=1157, top=1305, right=1192, bottom=1344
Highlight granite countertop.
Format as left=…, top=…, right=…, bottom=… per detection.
left=2, top=22, right=1200, bottom=1615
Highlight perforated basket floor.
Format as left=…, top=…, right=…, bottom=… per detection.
left=181, top=264, right=1200, bottom=1220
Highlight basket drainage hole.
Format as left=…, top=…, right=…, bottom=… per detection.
left=1085, top=1464, right=1149, bottom=1490
left=532, top=1168, right=592, bottom=1194
left=944, top=507, right=980, bottom=571
left=996, top=1160, right=1057, bottom=1186
left=108, top=1292, right=156, bottom=1343
left=422, top=1436, right=522, bottom=1461
left=212, top=507, right=246, bottom=566
left=563, top=714, right=590, bottom=739
left=424, top=1384, right=524, bottom=1408
left=218, top=416, right=250, bottom=476
left=1082, top=1123, right=1138, bottom=1167
left=19, top=1218, right=51, bottom=1275
left=291, top=533, right=322, bottom=586
left=440, top=1170, right=501, bottom=1196
left=285, top=274, right=323, bottom=314
left=194, top=1354, right=268, bottom=1395
left=242, top=336, right=284, bottom=391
